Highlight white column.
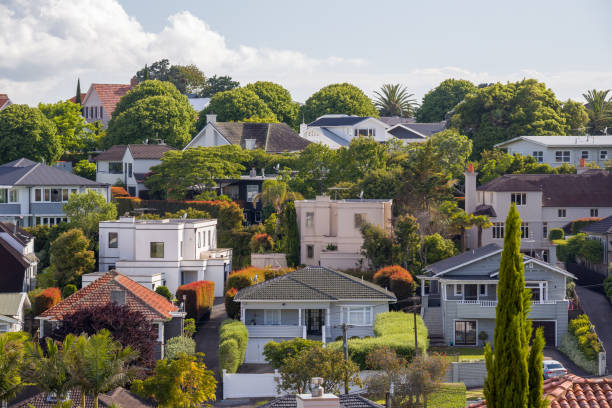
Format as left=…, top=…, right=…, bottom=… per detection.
left=539, top=282, right=544, bottom=303
left=421, top=279, right=425, bottom=296
left=157, top=322, right=163, bottom=341
left=322, top=325, right=326, bottom=344
left=241, top=305, right=245, bottom=324
left=39, top=319, right=44, bottom=338
left=302, top=325, right=307, bottom=339
left=298, top=308, right=302, bottom=327
left=326, top=308, right=330, bottom=329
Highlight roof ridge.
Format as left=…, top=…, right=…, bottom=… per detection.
left=287, top=274, right=336, bottom=300
left=40, top=273, right=114, bottom=318
left=12, top=162, right=40, bottom=185
left=264, top=123, right=271, bottom=152
left=322, top=267, right=395, bottom=298
left=113, top=276, right=172, bottom=320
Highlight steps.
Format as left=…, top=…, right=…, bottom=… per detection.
left=423, top=307, right=445, bottom=345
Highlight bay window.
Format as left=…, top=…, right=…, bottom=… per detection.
left=342, top=306, right=373, bottom=326
left=33, top=188, right=74, bottom=203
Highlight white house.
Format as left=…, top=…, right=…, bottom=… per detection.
left=0, top=222, right=37, bottom=292
left=0, top=158, right=110, bottom=227
left=93, top=144, right=174, bottom=197
left=494, top=135, right=612, bottom=168
left=299, top=114, right=391, bottom=148
left=464, top=166, right=612, bottom=263
left=0, top=293, right=30, bottom=333
left=234, top=266, right=396, bottom=363
left=98, top=217, right=232, bottom=296
left=295, top=196, right=393, bottom=270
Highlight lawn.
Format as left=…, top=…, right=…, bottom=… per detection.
left=374, top=383, right=467, bottom=408
left=429, top=346, right=485, bottom=361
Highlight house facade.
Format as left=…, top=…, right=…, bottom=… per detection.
left=214, top=171, right=277, bottom=225
left=299, top=115, right=391, bottom=148
left=0, top=158, right=110, bottom=227
left=418, top=244, right=575, bottom=347
left=94, top=144, right=174, bottom=197
left=494, top=135, right=612, bottom=168
left=0, top=293, right=31, bottom=333
left=98, top=217, right=232, bottom=296
left=295, top=196, right=392, bottom=270
left=234, top=266, right=396, bottom=363
left=80, top=80, right=135, bottom=126
left=465, top=167, right=612, bottom=263
left=0, top=222, right=37, bottom=292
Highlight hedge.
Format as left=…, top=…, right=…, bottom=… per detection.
left=111, top=186, right=130, bottom=199
left=548, top=228, right=564, bottom=241
left=176, top=281, right=215, bottom=321
left=225, top=288, right=240, bottom=320
left=249, top=233, right=274, bottom=254
left=555, top=234, right=604, bottom=264
left=569, top=217, right=602, bottom=235
left=61, top=284, right=77, bottom=299
left=34, top=287, right=62, bottom=315
left=165, top=335, right=196, bottom=360
left=568, top=314, right=601, bottom=361
left=373, top=266, right=409, bottom=289
left=155, top=286, right=173, bottom=301
left=263, top=337, right=320, bottom=369
left=604, top=275, right=612, bottom=303
left=389, top=270, right=416, bottom=301
left=218, top=319, right=249, bottom=373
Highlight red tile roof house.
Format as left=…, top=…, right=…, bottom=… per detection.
left=80, top=77, right=138, bottom=127
left=36, top=271, right=185, bottom=360
left=0, top=93, right=12, bottom=111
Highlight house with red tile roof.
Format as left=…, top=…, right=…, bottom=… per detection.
left=0, top=94, right=12, bottom=111
left=80, top=77, right=137, bottom=126
left=36, top=270, right=185, bottom=359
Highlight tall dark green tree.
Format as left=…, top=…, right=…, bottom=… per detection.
left=484, top=203, right=531, bottom=408
left=416, top=79, right=476, bottom=122
left=282, top=201, right=300, bottom=267
left=75, top=78, right=82, bottom=105
left=527, top=327, right=546, bottom=408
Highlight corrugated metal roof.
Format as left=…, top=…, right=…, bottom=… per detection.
left=496, top=135, right=612, bottom=147
left=0, top=293, right=25, bottom=316
left=0, top=159, right=107, bottom=187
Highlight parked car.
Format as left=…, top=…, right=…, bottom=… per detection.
left=543, top=360, right=567, bottom=379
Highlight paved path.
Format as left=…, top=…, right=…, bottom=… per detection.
left=195, top=297, right=227, bottom=402
left=544, top=347, right=589, bottom=377
left=575, top=285, right=612, bottom=374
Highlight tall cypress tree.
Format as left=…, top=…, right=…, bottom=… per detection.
left=282, top=201, right=300, bottom=267
left=75, top=78, right=82, bottom=105
left=528, top=327, right=546, bottom=408
left=484, top=203, right=531, bottom=408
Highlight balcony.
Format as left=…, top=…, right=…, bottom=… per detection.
left=0, top=204, right=20, bottom=215
left=449, top=299, right=567, bottom=319
left=246, top=325, right=304, bottom=339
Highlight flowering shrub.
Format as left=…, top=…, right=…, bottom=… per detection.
left=389, top=269, right=417, bottom=300
left=249, top=233, right=274, bottom=254
left=373, top=266, right=412, bottom=289
left=569, top=314, right=601, bottom=360
left=110, top=186, right=130, bottom=199
left=34, top=287, right=62, bottom=315
left=176, top=281, right=215, bottom=321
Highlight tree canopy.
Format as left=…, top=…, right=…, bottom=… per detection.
left=201, top=75, right=240, bottom=97
left=582, top=89, right=612, bottom=135
left=198, top=87, right=277, bottom=129
left=300, top=83, right=379, bottom=123
left=416, top=79, right=477, bottom=122
left=39, top=100, right=99, bottom=153
left=245, top=81, right=300, bottom=127
left=49, top=228, right=95, bottom=287
left=135, top=59, right=207, bottom=95
left=373, top=84, right=418, bottom=118
left=63, top=190, right=118, bottom=241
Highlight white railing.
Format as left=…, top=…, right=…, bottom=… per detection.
left=246, top=325, right=303, bottom=338
left=480, top=300, right=497, bottom=308
left=450, top=300, right=562, bottom=307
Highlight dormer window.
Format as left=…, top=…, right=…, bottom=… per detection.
left=244, top=139, right=256, bottom=150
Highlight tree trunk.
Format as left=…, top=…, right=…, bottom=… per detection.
left=80, top=392, right=85, bottom=408
left=94, top=395, right=98, bottom=408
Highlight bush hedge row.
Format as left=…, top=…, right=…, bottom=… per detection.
left=34, top=287, right=62, bottom=315
left=176, top=281, right=215, bottom=321
left=218, top=319, right=249, bottom=373
left=165, top=335, right=196, bottom=360
left=373, top=266, right=416, bottom=301
left=568, top=314, right=601, bottom=361
left=555, top=233, right=604, bottom=264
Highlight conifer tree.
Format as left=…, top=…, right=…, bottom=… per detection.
left=528, top=327, right=546, bottom=408
left=484, top=203, right=531, bottom=407
left=75, top=78, right=82, bottom=105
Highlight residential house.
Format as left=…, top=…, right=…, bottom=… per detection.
left=386, top=121, right=446, bottom=142
left=581, top=215, right=612, bottom=274
left=494, top=135, right=612, bottom=168
left=185, top=114, right=310, bottom=153
left=295, top=195, right=392, bottom=270
left=93, top=144, right=174, bottom=197
left=187, top=96, right=210, bottom=112
left=98, top=216, right=232, bottom=296
left=262, top=391, right=382, bottom=408
left=0, top=222, right=37, bottom=292
left=464, top=166, right=612, bottom=263
left=37, top=270, right=185, bottom=360
left=234, top=266, right=396, bottom=363
left=10, top=387, right=154, bottom=408
left=0, top=158, right=110, bottom=227
left=0, top=293, right=31, bottom=333
left=418, top=244, right=575, bottom=347
left=0, top=94, right=12, bottom=111
left=299, top=114, right=391, bottom=148
left=80, top=78, right=137, bottom=126
left=379, top=116, right=416, bottom=126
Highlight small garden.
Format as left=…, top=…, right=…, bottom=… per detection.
left=559, top=314, right=602, bottom=374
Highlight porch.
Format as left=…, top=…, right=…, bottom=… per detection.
left=241, top=306, right=331, bottom=343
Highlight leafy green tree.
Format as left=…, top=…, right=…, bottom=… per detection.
left=146, top=146, right=248, bottom=199
left=561, top=99, right=590, bottom=134
left=263, top=338, right=320, bottom=369
left=0, top=332, right=28, bottom=405
left=336, top=136, right=388, bottom=181
left=106, top=80, right=197, bottom=148
left=155, top=286, right=173, bottom=301
left=171, top=65, right=208, bottom=95
left=484, top=204, right=532, bottom=408
left=428, top=129, right=473, bottom=178
left=39, top=100, right=95, bottom=153
left=63, top=191, right=118, bottom=241
left=527, top=328, right=546, bottom=408
left=201, top=75, right=240, bottom=97
left=281, top=201, right=300, bottom=267
left=254, top=178, right=303, bottom=238
left=393, top=215, right=422, bottom=272
left=301, top=83, right=378, bottom=123
left=373, top=84, right=418, bottom=118
left=198, top=87, right=277, bottom=129
left=74, top=159, right=96, bottom=180
left=132, top=352, right=217, bottom=408
left=422, top=233, right=457, bottom=265
left=135, top=59, right=172, bottom=83
left=360, top=224, right=394, bottom=271
left=245, top=81, right=300, bottom=126
left=290, top=143, right=338, bottom=198
left=0, top=104, right=61, bottom=164
left=358, top=167, right=403, bottom=199
left=477, top=150, right=575, bottom=184
left=416, top=79, right=477, bottom=122
left=50, top=229, right=95, bottom=287
left=582, top=89, right=612, bottom=134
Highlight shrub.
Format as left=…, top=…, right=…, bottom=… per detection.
left=176, top=281, right=215, bottom=321
left=373, top=266, right=410, bottom=290
left=570, top=217, right=602, bottom=235
left=263, top=267, right=294, bottom=281
left=219, top=229, right=252, bottom=269
left=580, top=239, right=604, bottom=264
left=568, top=314, right=601, bottom=361
left=604, top=275, right=612, bottom=303
left=111, top=186, right=130, bottom=198
left=249, top=233, right=274, bottom=254
left=155, top=286, right=173, bottom=301
left=225, top=288, right=240, bottom=320
left=165, top=336, right=196, bottom=360
left=183, top=318, right=196, bottom=338
left=218, top=319, right=248, bottom=373
left=34, top=287, right=61, bottom=315
left=61, top=284, right=77, bottom=299
left=389, top=270, right=416, bottom=301
left=559, top=333, right=599, bottom=375
left=263, top=338, right=321, bottom=369
left=548, top=228, right=565, bottom=241
left=226, top=267, right=265, bottom=291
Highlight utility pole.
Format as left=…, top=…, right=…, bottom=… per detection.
left=334, top=322, right=354, bottom=394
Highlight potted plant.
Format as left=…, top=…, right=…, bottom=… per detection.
left=326, top=243, right=338, bottom=251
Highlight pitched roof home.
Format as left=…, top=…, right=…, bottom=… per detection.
left=379, top=116, right=416, bottom=126
left=80, top=78, right=137, bottom=126
left=0, top=222, right=37, bottom=293
left=0, top=292, right=31, bottom=333
left=9, top=387, right=153, bottom=408
left=299, top=114, right=391, bottom=148
left=0, top=94, right=12, bottom=111
left=185, top=114, right=310, bottom=153
left=261, top=393, right=383, bottom=408
left=386, top=121, right=446, bottom=141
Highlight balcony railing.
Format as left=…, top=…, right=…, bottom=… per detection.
left=452, top=299, right=563, bottom=307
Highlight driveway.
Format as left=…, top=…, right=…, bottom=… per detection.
left=575, top=285, right=612, bottom=374
left=195, top=297, right=227, bottom=402
left=544, top=347, right=589, bottom=377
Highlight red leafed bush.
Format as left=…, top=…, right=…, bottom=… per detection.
left=226, top=267, right=265, bottom=291
left=389, top=270, right=417, bottom=301
left=176, top=280, right=215, bottom=321
left=373, top=266, right=412, bottom=289
left=225, top=288, right=240, bottom=320
left=110, top=186, right=130, bottom=198
left=34, top=287, right=62, bottom=315
left=249, top=233, right=274, bottom=254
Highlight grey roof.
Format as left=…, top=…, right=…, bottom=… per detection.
left=234, top=266, right=396, bottom=302
left=0, top=293, right=26, bottom=316
left=211, top=122, right=310, bottom=153
left=389, top=122, right=446, bottom=139
left=379, top=116, right=416, bottom=126
left=388, top=126, right=427, bottom=140
left=320, top=127, right=350, bottom=146
left=426, top=244, right=502, bottom=275
left=0, top=159, right=107, bottom=187
left=495, top=135, right=612, bottom=148
left=308, top=116, right=370, bottom=127
left=581, top=215, right=612, bottom=234
left=93, top=144, right=174, bottom=161
left=261, top=394, right=383, bottom=408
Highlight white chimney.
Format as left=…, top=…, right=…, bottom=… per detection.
left=464, top=163, right=478, bottom=214
left=299, top=122, right=308, bottom=136
left=296, top=378, right=339, bottom=408
left=206, top=114, right=217, bottom=124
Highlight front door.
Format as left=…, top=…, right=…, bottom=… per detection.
left=465, top=284, right=478, bottom=301
left=306, top=309, right=323, bottom=335
left=454, top=320, right=477, bottom=346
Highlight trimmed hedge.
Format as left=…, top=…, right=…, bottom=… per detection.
left=568, top=314, right=601, bottom=361
left=176, top=281, right=215, bottom=321
left=263, top=337, right=320, bottom=369
left=373, top=266, right=410, bottom=289
left=225, top=288, right=240, bottom=320
left=155, top=286, right=173, bottom=301
left=555, top=234, right=604, bottom=264
left=569, top=217, right=602, bottom=235
left=61, top=284, right=77, bottom=299
left=218, top=319, right=248, bottom=373
left=389, top=270, right=416, bottom=301
left=165, top=335, right=196, bottom=360
left=548, top=228, right=564, bottom=241
left=34, top=287, right=62, bottom=315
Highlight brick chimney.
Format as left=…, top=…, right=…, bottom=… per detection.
left=130, top=76, right=139, bottom=89
left=296, top=378, right=339, bottom=408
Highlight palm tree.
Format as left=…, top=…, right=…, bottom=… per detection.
left=582, top=89, right=612, bottom=134
left=373, top=84, right=418, bottom=118
left=0, top=333, right=28, bottom=405
left=472, top=215, right=493, bottom=248
left=253, top=179, right=303, bottom=238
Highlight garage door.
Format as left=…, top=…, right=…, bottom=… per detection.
left=531, top=321, right=556, bottom=346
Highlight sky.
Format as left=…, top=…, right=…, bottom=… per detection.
left=1, top=0, right=612, bottom=106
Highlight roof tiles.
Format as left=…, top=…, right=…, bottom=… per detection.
left=93, top=144, right=174, bottom=161
left=90, top=84, right=131, bottom=116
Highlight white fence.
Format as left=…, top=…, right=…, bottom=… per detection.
left=222, top=370, right=282, bottom=400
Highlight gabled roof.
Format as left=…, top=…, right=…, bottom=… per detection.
left=489, top=257, right=576, bottom=279
left=85, top=84, right=131, bottom=116
left=261, top=394, right=383, bottom=408
left=308, top=115, right=371, bottom=127
left=0, top=293, right=29, bottom=317
left=426, top=244, right=502, bottom=276
left=235, top=266, right=396, bottom=302
left=379, top=116, right=416, bottom=126
left=68, top=93, right=87, bottom=104
left=0, top=232, right=36, bottom=293
left=478, top=171, right=612, bottom=207
left=39, top=271, right=178, bottom=321
left=320, top=127, right=350, bottom=146
left=93, top=144, right=174, bottom=161
left=581, top=215, right=612, bottom=234
left=495, top=135, right=612, bottom=148
left=0, top=222, right=33, bottom=246
left=387, top=125, right=427, bottom=140
left=9, top=387, right=153, bottom=408
left=0, top=158, right=107, bottom=187
left=387, top=122, right=446, bottom=139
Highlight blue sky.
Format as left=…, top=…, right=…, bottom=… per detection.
left=1, top=0, right=611, bottom=105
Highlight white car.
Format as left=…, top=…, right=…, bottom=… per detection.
left=543, top=360, right=567, bottom=379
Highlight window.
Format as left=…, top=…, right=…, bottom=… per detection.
left=305, top=212, right=314, bottom=227
left=520, top=223, right=529, bottom=239
left=0, top=189, right=18, bottom=203
left=558, top=209, right=566, bottom=218
left=246, top=184, right=259, bottom=202
left=44, top=189, right=50, bottom=201
left=455, top=321, right=477, bottom=345
left=307, top=244, right=314, bottom=258
left=50, top=189, right=62, bottom=202
left=94, top=106, right=98, bottom=118
left=555, top=151, right=570, bottom=162
left=100, top=106, right=104, bottom=118
left=62, top=189, right=69, bottom=201
left=492, top=222, right=504, bottom=239
left=0, top=324, right=8, bottom=333
left=197, top=232, right=201, bottom=248
left=532, top=151, right=543, bottom=163
left=511, top=193, right=527, bottom=206
left=150, top=242, right=164, bottom=258
left=33, top=188, right=72, bottom=203
left=208, top=230, right=211, bottom=247
left=128, top=163, right=133, bottom=177
left=35, top=189, right=41, bottom=202
left=454, top=284, right=463, bottom=296
left=600, top=151, right=608, bottom=160
left=479, top=284, right=487, bottom=297
left=354, top=213, right=367, bottom=228
left=244, top=139, right=257, bottom=150
left=108, top=232, right=118, bottom=248
left=9, top=190, right=18, bottom=202
left=354, top=129, right=375, bottom=137
left=543, top=222, right=548, bottom=238
left=108, top=162, right=122, bottom=174
left=264, top=310, right=281, bottom=325
left=526, top=283, right=547, bottom=302
left=342, top=306, right=372, bottom=326
left=591, top=208, right=599, bottom=217
left=581, top=151, right=590, bottom=160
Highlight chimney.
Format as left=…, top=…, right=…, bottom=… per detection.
left=206, top=114, right=217, bottom=125
left=577, top=157, right=588, bottom=174
left=130, top=76, right=138, bottom=89
left=464, top=163, right=478, bottom=214
left=110, top=290, right=126, bottom=306
left=250, top=167, right=257, bottom=177
left=299, top=122, right=308, bottom=136
left=296, top=378, right=339, bottom=408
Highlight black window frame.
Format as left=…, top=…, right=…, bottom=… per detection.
left=150, top=242, right=164, bottom=258
left=108, top=232, right=118, bottom=248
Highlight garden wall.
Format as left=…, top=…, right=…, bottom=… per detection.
left=251, top=253, right=288, bottom=269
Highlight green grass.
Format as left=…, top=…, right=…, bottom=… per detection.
left=429, top=346, right=485, bottom=361
left=375, top=383, right=467, bottom=408
left=466, top=388, right=484, bottom=402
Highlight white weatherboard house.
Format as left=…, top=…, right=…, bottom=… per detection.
left=464, top=167, right=612, bottom=263
left=494, top=135, right=612, bottom=168
left=234, top=266, right=396, bottom=363
left=94, top=144, right=174, bottom=197
left=0, top=158, right=110, bottom=227
left=418, top=244, right=575, bottom=347
left=0, top=293, right=30, bottom=333
left=299, top=114, right=391, bottom=148
left=97, top=217, right=232, bottom=296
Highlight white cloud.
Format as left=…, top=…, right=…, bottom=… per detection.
left=0, top=0, right=610, bottom=106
